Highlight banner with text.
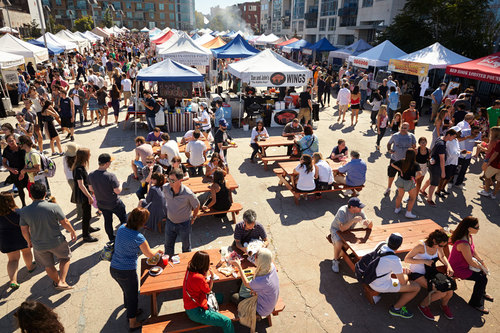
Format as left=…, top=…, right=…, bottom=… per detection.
left=243, top=71, right=311, bottom=87
left=352, top=57, right=369, bottom=69
left=161, top=53, right=209, bottom=67
left=388, top=59, right=429, bottom=77
left=158, top=82, right=193, bottom=99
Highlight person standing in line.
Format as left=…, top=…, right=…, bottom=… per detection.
left=214, top=119, right=235, bottom=163
left=88, top=153, right=127, bottom=242
left=358, top=74, right=369, bottom=108
left=69, top=81, right=86, bottom=126
left=430, top=83, right=447, bottom=122
left=401, top=101, right=419, bottom=134
left=58, top=89, right=75, bottom=142
left=121, top=73, right=132, bottom=108
left=337, top=83, right=351, bottom=123
left=376, top=105, right=389, bottom=150
left=20, top=183, right=76, bottom=290
left=297, top=86, right=313, bottom=125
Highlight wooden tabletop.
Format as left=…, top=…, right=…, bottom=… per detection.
left=178, top=140, right=212, bottom=153
left=140, top=249, right=253, bottom=295
left=278, top=159, right=346, bottom=176
left=183, top=174, right=239, bottom=194
left=338, top=219, right=442, bottom=258
left=256, top=136, right=296, bottom=148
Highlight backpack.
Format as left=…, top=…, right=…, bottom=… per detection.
left=425, top=258, right=457, bottom=292
left=29, top=151, right=56, bottom=178
left=355, top=242, right=397, bottom=285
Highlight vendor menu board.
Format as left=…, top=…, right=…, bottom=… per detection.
left=158, top=82, right=193, bottom=99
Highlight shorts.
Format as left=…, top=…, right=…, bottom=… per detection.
left=297, top=107, right=311, bottom=123
left=123, top=91, right=132, bottom=99
left=98, top=103, right=106, bottom=109
left=61, top=117, right=74, bottom=128
left=418, top=163, right=428, bottom=176
left=485, top=165, right=500, bottom=181
left=429, top=165, right=442, bottom=186
left=395, top=177, right=416, bottom=191
left=329, top=229, right=341, bottom=243
left=34, top=241, right=72, bottom=268
left=351, top=104, right=360, bottom=110
left=387, top=159, right=398, bottom=178
left=445, top=164, right=457, bottom=180
left=408, top=272, right=425, bottom=281
left=370, top=278, right=401, bottom=293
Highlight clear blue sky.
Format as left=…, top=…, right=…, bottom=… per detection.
left=195, top=0, right=239, bottom=15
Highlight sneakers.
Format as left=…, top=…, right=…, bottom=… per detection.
left=427, top=200, right=436, bottom=207
left=405, top=211, right=417, bottom=219
left=384, top=188, right=391, bottom=196
left=455, top=184, right=466, bottom=190
left=389, top=306, right=413, bottom=319
left=403, top=197, right=409, bottom=203
left=331, top=259, right=339, bottom=273
left=344, top=189, right=354, bottom=196
left=394, top=207, right=401, bottom=214
left=446, top=183, right=453, bottom=191
left=418, top=305, right=435, bottom=321
left=416, top=196, right=423, bottom=203
left=441, top=305, right=454, bottom=320
left=478, top=190, right=491, bottom=197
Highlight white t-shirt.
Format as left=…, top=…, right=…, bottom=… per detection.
left=160, top=140, right=180, bottom=166
left=186, top=140, right=207, bottom=166
left=337, top=88, right=351, bottom=105
left=445, top=138, right=460, bottom=166
left=88, top=74, right=98, bottom=85
left=63, top=156, right=73, bottom=180
left=101, top=55, right=107, bottom=66
left=97, top=76, right=105, bottom=88
left=369, top=244, right=403, bottom=292
left=315, top=160, right=334, bottom=184
left=295, top=164, right=316, bottom=191
left=184, top=130, right=214, bottom=142
left=250, top=127, right=269, bottom=144
left=121, top=78, right=132, bottom=92
left=200, top=110, right=211, bottom=131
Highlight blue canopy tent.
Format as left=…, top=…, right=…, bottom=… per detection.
left=211, top=34, right=259, bottom=59
left=191, top=33, right=201, bottom=40
left=281, top=39, right=313, bottom=53
left=134, top=58, right=204, bottom=134
left=329, top=39, right=372, bottom=59
left=27, top=39, right=64, bottom=55
left=302, top=37, right=337, bottom=61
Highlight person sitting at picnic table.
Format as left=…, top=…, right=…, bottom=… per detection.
left=369, top=233, right=421, bottom=319
left=139, top=172, right=166, bottom=232
left=158, top=133, right=180, bottom=168
left=333, top=150, right=367, bottom=195
left=146, top=127, right=163, bottom=146
left=214, top=119, right=236, bottom=162
left=282, top=118, right=304, bottom=155
left=181, top=124, right=214, bottom=144
left=313, top=152, right=334, bottom=194
left=185, top=131, right=207, bottom=177
left=292, top=154, right=318, bottom=193
left=136, top=155, right=163, bottom=200
left=404, top=229, right=455, bottom=320
left=200, top=170, right=232, bottom=218
left=131, top=136, right=153, bottom=180
left=250, top=120, right=269, bottom=163
left=294, top=125, right=319, bottom=157
left=329, top=139, right=348, bottom=162
left=183, top=250, right=235, bottom=333
left=391, top=149, right=422, bottom=219
left=230, top=248, right=280, bottom=321
left=110, top=207, right=163, bottom=331
left=329, top=197, right=372, bottom=273
left=449, top=216, right=492, bottom=314
left=164, top=156, right=189, bottom=181
left=206, top=152, right=228, bottom=178
left=232, top=209, right=268, bottom=255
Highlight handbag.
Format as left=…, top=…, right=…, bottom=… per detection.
left=291, top=136, right=316, bottom=158
left=184, top=272, right=219, bottom=311
left=424, top=258, right=457, bottom=293
left=100, top=241, right=114, bottom=261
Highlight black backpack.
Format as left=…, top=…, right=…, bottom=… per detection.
left=355, top=242, right=397, bottom=284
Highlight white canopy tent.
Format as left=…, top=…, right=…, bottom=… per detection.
left=0, top=34, right=48, bottom=64
left=254, top=34, right=280, bottom=45
left=0, top=50, right=24, bottom=68
left=38, top=32, right=78, bottom=51
left=193, top=33, right=215, bottom=46
left=348, top=40, right=407, bottom=68
left=228, top=49, right=312, bottom=126
left=150, top=27, right=171, bottom=41
left=112, top=26, right=124, bottom=35
left=56, top=30, right=89, bottom=51
left=84, top=31, right=104, bottom=42
left=141, top=27, right=150, bottom=32
left=74, top=31, right=96, bottom=43
left=0, top=27, right=18, bottom=34
left=392, top=42, right=471, bottom=70
left=158, top=35, right=211, bottom=67
left=91, top=27, right=110, bottom=38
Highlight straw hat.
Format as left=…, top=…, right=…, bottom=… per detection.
left=65, top=143, right=79, bottom=157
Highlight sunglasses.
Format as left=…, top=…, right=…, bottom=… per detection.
left=168, top=178, right=178, bottom=183
left=471, top=225, right=480, bottom=230
left=146, top=161, right=154, bottom=164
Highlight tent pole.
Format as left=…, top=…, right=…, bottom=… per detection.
left=134, top=80, right=138, bottom=135
left=238, top=86, right=242, bottom=128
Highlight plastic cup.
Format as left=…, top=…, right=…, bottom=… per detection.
left=162, top=255, right=169, bottom=266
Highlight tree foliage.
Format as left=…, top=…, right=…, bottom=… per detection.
left=208, top=14, right=225, bottom=32
left=74, top=16, right=94, bottom=32
left=379, top=0, right=499, bottom=58
left=194, top=11, right=205, bottom=30
left=23, top=20, right=41, bottom=38
left=47, top=15, right=65, bottom=33
left=103, top=8, right=113, bottom=28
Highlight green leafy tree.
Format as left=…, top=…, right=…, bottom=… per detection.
left=74, top=16, right=94, bottom=32
left=194, top=11, right=205, bottom=29
left=47, top=15, right=65, bottom=34
left=208, top=14, right=225, bottom=32
left=103, top=8, right=113, bottom=28
left=379, top=0, right=499, bottom=58
left=23, top=20, right=41, bottom=38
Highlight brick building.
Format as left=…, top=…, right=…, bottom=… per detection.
left=237, top=1, right=261, bottom=33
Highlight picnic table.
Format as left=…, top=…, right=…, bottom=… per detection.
left=337, top=219, right=444, bottom=273
left=256, top=136, right=295, bottom=157
left=178, top=140, right=212, bottom=154
left=140, top=249, right=253, bottom=317
left=183, top=174, right=239, bottom=194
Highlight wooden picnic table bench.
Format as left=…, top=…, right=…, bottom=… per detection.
left=273, top=160, right=364, bottom=204
left=256, top=136, right=296, bottom=157
left=333, top=219, right=445, bottom=303
left=182, top=174, right=238, bottom=194
left=195, top=202, right=243, bottom=224
left=123, top=110, right=145, bottom=129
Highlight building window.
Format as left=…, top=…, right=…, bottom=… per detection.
left=126, top=2, right=132, bottom=9
left=170, top=13, right=174, bottom=20
left=136, top=4, right=142, bottom=10
left=81, top=10, right=87, bottom=16
left=159, top=4, right=164, bottom=10
left=298, top=21, right=304, bottom=31
left=160, top=13, right=165, bottom=19
left=127, top=12, right=132, bottom=18
left=149, top=12, right=154, bottom=19
left=293, top=0, right=305, bottom=19
left=55, top=0, right=62, bottom=5
left=362, top=0, right=373, bottom=7
left=328, top=17, right=336, bottom=30
left=319, top=18, right=326, bottom=31
left=169, top=4, right=174, bottom=11
left=339, top=0, right=358, bottom=27
left=321, top=0, right=338, bottom=16
left=42, top=0, right=50, bottom=5
left=145, top=3, right=154, bottom=11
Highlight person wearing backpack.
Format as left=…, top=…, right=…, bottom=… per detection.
left=329, top=197, right=373, bottom=273
left=369, top=233, right=421, bottom=319
left=18, top=136, right=51, bottom=198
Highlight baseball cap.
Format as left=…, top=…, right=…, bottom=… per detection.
left=98, top=153, right=114, bottom=164
left=219, top=119, right=228, bottom=127
left=348, top=197, right=365, bottom=208
left=200, top=102, right=208, bottom=108
left=387, top=233, right=403, bottom=250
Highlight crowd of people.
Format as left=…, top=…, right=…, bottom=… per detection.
left=0, top=30, right=498, bottom=332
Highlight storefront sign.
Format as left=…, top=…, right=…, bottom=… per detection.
left=248, top=72, right=309, bottom=87
left=158, top=82, right=192, bottom=99
left=352, top=57, right=369, bottom=69
left=388, top=59, right=429, bottom=77
left=161, top=53, right=209, bottom=67
left=2, top=70, right=19, bottom=84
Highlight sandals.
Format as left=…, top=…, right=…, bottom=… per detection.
left=53, top=281, right=74, bottom=291
left=484, top=294, right=494, bottom=302
left=27, top=262, right=36, bottom=273
left=9, top=282, right=20, bottom=290
left=472, top=305, right=489, bottom=314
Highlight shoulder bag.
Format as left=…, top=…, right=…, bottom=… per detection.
left=184, top=272, right=219, bottom=312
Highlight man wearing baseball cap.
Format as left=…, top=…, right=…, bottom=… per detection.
left=369, top=233, right=421, bottom=319
left=329, top=197, right=373, bottom=273
left=214, top=118, right=235, bottom=162
left=88, top=153, right=127, bottom=241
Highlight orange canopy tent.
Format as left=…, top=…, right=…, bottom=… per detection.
left=202, top=36, right=226, bottom=49
left=152, top=31, right=174, bottom=45
left=275, top=38, right=298, bottom=48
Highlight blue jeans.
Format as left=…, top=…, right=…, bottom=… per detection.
left=99, top=200, right=127, bottom=241
left=136, top=183, right=148, bottom=200
left=146, top=116, right=156, bottom=131
left=110, top=267, right=139, bottom=319
left=75, top=104, right=84, bottom=125
left=360, top=90, right=367, bottom=108
left=164, top=219, right=191, bottom=257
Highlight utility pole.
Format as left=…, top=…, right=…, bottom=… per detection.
left=3, top=0, right=12, bottom=32
left=35, top=0, right=48, bottom=48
